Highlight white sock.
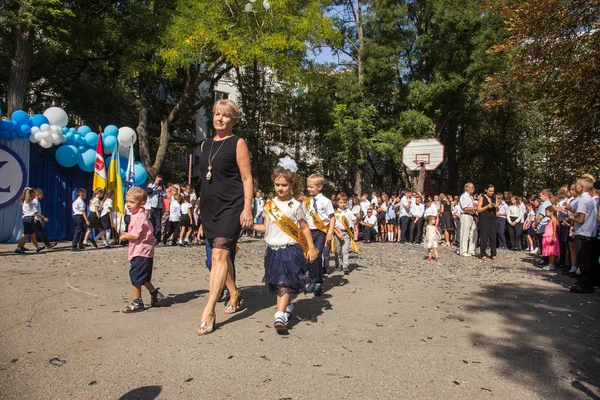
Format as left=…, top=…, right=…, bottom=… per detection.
left=285, top=304, right=294, bottom=315
left=569, top=266, right=577, bottom=273
left=388, top=232, right=393, bottom=241
left=274, top=311, right=287, bottom=323
left=576, top=267, right=581, bottom=275
left=94, top=231, right=104, bottom=241
left=105, top=230, right=111, bottom=245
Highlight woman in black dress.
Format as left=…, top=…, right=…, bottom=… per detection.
left=197, top=100, right=254, bottom=335
left=477, top=184, right=498, bottom=260
left=439, top=193, right=454, bottom=246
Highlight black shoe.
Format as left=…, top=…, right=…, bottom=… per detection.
left=562, top=270, right=575, bottom=276
left=151, top=289, right=165, bottom=306
left=314, top=283, right=323, bottom=297
left=46, top=243, right=58, bottom=249
left=569, top=285, right=593, bottom=294
left=89, top=238, right=98, bottom=248
left=78, top=245, right=85, bottom=250
left=306, top=283, right=315, bottom=293
left=71, top=247, right=79, bottom=252
left=14, top=248, right=25, bottom=254
left=36, top=245, right=45, bottom=253
left=22, top=247, right=31, bottom=251
left=568, top=272, right=581, bottom=278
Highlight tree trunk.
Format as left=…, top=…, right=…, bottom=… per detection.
left=7, top=23, right=34, bottom=115
left=136, top=76, right=152, bottom=171
left=356, top=0, right=365, bottom=87
left=354, top=164, right=363, bottom=195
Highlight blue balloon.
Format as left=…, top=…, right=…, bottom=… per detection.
left=69, top=127, right=77, bottom=133
left=78, top=145, right=87, bottom=152
left=85, top=132, right=98, bottom=147
left=73, top=133, right=81, bottom=143
left=103, top=135, right=117, bottom=153
left=11, top=110, right=29, bottom=126
left=19, top=124, right=31, bottom=138
left=0, top=131, right=7, bottom=140
left=120, top=157, right=128, bottom=178
left=77, top=148, right=96, bottom=172
left=77, top=125, right=92, bottom=135
left=55, top=145, right=81, bottom=168
left=62, top=127, right=69, bottom=134
left=30, top=114, right=49, bottom=127
left=134, top=162, right=148, bottom=185
left=104, top=125, right=118, bottom=137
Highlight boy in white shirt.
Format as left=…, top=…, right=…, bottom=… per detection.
left=164, top=193, right=181, bottom=246
left=399, top=191, right=412, bottom=243
left=71, top=188, right=89, bottom=251
left=410, top=196, right=425, bottom=244
left=303, top=174, right=335, bottom=297
left=568, top=177, right=598, bottom=294
left=359, top=208, right=378, bottom=243
left=333, top=193, right=354, bottom=274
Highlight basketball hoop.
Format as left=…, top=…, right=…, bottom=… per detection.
left=402, top=139, right=444, bottom=171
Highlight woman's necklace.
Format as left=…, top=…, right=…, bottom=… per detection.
left=206, top=136, right=231, bottom=181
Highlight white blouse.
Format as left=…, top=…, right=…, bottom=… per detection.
left=265, top=198, right=306, bottom=247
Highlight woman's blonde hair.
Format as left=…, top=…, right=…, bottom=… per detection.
left=213, top=99, right=240, bottom=121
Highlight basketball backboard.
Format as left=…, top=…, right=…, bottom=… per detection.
left=402, top=138, right=444, bottom=171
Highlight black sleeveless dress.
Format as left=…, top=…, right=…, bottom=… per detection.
left=199, top=135, right=244, bottom=242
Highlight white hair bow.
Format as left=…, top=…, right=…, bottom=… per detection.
left=277, top=155, right=298, bottom=173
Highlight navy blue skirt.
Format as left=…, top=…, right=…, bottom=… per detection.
left=264, top=244, right=307, bottom=296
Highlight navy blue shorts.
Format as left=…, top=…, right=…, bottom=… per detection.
left=22, top=216, right=34, bottom=235
left=129, top=256, right=153, bottom=286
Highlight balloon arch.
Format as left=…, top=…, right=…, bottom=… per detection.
left=1, top=107, right=147, bottom=185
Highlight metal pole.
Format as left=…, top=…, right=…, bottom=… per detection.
left=188, top=153, right=192, bottom=185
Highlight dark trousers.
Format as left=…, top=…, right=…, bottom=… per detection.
left=497, top=218, right=507, bottom=248
left=479, top=218, right=497, bottom=257
left=558, top=225, right=569, bottom=266
left=400, top=216, right=411, bottom=242
left=323, top=242, right=331, bottom=268
left=32, top=220, right=51, bottom=246
left=507, top=221, right=523, bottom=250
left=575, top=235, right=596, bottom=289
left=363, top=227, right=377, bottom=242
left=124, top=214, right=131, bottom=232
left=149, top=208, right=162, bottom=242
left=409, top=218, right=424, bottom=244
left=72, top=215, right=86, bottom=248
left=309, top=230, right=326, bottom=285
left=163, top=221, right=180, bottom=245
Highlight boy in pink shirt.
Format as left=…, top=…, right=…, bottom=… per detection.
left=120, top=187, right=164, bottom=313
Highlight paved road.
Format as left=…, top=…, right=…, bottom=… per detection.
left=0, top=240, right=598, bottom=399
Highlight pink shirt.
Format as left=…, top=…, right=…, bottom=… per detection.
left=128, top=209, right=155, bottom=260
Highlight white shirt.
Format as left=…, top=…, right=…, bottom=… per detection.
left=453, top=204, right=462, bottom=217
left=411, top=203, right=425, bottom=218
left=89, top=197, right=101, bottom=213
left=189, top=192, right=197, bottom=202
left=101, top=198, right=113, bottom=217
left=335, top=208, right=354, bottom=231
left=363, top=214, right=378, bottom=232
left=460, top=192, right=474, bottom=215
left=351, top=204, right=361, bottom=217
left=519, top=202, right=527, bottom=221
left=181, top=202, right=192, bottom=216
left=360, top=200, right=370, bottom=216
left=399, top=196, right=411, bottom=217
left=424, top=203, right=438, bottom=217
left=497, top=202, right=508, bottom=219
left=169, top=201, right=181, bottom=222
left=32, top=199, right=42, bottom=221
left=574, top=192, right=597, bottom=237
left=22, top=200, right=37, bottom=218
left=72, top=197, right=86, bottom=215
left=256, top=197, right=265, bottom=216
left=557, top=199, right=568, bottom=222
left=304, top=193, right=334, bottom=230
left=265, top=198, right=306, bottom=247
left=507, top=205, right=523, bottom=223
left=371, top=196, right=379, bottom=207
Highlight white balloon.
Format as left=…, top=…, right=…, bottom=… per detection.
left=40, top=123, right=50, bottom=132
left=60, top=134, right=68, bottom=143
left=39, top=139, right=52, bottom=148
left=118, top=144, right=130, bottom=157
left=30, top=126, right=40, bottom=134
left=50, top=124, right=61, bottom=134
left=39, top=130, right=52, bottom=140
left=117, top=127, right=137, bottom=146
left=29, top=134, right=38, bottom=143
left=43, top=107, right=69, bottom=128
left=34, top=131, right=44, bottom=141
left=51, top=133, right=61, bottom=144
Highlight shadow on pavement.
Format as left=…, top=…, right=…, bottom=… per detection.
left=466, top=283, right=600, bottom=398
left=118, top=385, right=162, bottom=400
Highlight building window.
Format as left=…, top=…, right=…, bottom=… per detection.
left=214, top=91, right=229, bottom=101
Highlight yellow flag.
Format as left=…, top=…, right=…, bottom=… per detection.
left=107, top=142, right=124, bottom=215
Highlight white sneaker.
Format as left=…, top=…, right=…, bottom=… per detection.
left=543, top=264, right=556, bottom=271
left=529, top=249, right=537, bottom=254
left=461, top=253, right=471, bottom=257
